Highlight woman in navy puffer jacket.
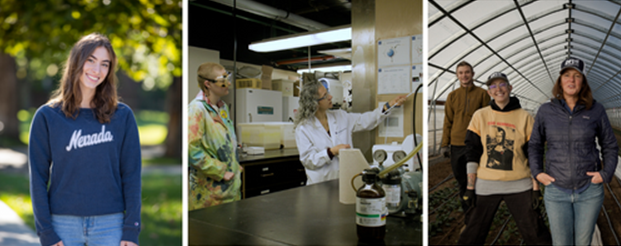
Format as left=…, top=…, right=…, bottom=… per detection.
left=529, top=57, right=618, bottom=245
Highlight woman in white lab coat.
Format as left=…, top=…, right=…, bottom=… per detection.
left=294, top=80, right=407, bottom=185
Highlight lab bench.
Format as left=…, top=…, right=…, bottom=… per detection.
left=188, top=179, right=422, bottom=245
left=239, top=148, right=307, bottom=199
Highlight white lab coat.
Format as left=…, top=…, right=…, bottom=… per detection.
left=295, top=106, right=389, bottom=185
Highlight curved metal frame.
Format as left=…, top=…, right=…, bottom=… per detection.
left=429, top=0, right=621, bottom=109
left=428, top=0, right=621, bottom=155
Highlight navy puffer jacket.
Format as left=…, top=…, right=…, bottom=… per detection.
left=530, top=99, right=618, bottom=190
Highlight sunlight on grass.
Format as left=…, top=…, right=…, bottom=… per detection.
left=0, top=173, right=35, bottom=230
left=137, top=110, right=169, bottom=124
left=141, top=174, right=182, bottom=246
left=1, top=193, right=35, bottom=229
left=138, top=124, right=168, bottom=146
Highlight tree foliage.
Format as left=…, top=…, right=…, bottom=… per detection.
left=0, top=0, right=181, bottom=90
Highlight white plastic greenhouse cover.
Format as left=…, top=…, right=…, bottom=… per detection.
left=427, top=0, right=621, bottom=153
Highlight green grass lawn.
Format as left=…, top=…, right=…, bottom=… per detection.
left=0, top=172, right=181, bottom=246
left=0, top=173, right=34, bottom=229
left=140, top=173, right=182, bottom=245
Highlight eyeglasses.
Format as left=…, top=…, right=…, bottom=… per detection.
left=199, top=71, right=231, bottom=84
left=317, top=92, right=330, bottom=101
left=489, top=82, right=508, bottom=90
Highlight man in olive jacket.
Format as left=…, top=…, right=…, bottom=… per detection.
left=441, top=61, right=491, bottom=214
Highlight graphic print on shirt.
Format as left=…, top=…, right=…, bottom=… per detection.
left=65, top=125, right=114, bottom=151
left=485, top=124, right=515, bottom=170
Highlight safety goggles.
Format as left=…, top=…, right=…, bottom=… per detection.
left=199, top=71, right=231, bottom=84
left=316, top=92, right=330, bottom=101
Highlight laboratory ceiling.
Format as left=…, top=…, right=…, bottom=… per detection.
left=429, top=0, right=621, bottom=113
left=189, top=0, right=352, bottom=71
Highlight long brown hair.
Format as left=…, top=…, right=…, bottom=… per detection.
left=293, top=80, right=321, bottom=129
left=48, top=33, right=118, bottom=123
left=552, top=69, right=593, bottom=110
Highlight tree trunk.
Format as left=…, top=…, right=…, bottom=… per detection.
left=164, top=76, right=181, bottom=158
left=0, top=53, right=20, bottom=142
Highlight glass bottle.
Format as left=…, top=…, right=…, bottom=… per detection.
left=381, top=170, right=402, bottom=214
left=356, top=168, right=387, bottom=242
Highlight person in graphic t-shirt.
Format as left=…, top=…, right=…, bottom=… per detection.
left=457, top=72, right=551, bottom=245
left=28, top=33, right=141, bottom=246
left=486, top=127, right=514, bottom=170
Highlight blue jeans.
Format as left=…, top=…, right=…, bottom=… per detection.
left=544, top=182, right=603, bottom=246
left=51, top=213, right=123, bottom=246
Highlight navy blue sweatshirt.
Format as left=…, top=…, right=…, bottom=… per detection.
left=28, top=102, right=142, bottom=246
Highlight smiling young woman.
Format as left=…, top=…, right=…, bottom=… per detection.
left=457, top=72, right=551, bottom=245
left=79, top=46, right=110, bottom=92
left=28, top=33, right=142, bottom=246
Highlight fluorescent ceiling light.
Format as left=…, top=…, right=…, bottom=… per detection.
left=249, top=26, right=351, bottom=52
left=318, top=48, right=352, bottom=60
left=297, top=65, right=352, bottom=74
left=317, top=48, right=352, bottom=54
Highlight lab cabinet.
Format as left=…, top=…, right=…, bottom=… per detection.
left=239, top=149, right=307, bottom=199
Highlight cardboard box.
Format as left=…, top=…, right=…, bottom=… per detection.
left=236, top=78, right=262, bottom=89
left=261, top=65, right=273, bottom=90
left=272, top=79, right=295, bottom=97
left=294, top=81, right=300, bottom=97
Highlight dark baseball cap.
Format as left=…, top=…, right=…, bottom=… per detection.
left=486, top=72, right=509, bottom=86
left=560, top=57, right=585, bottom=76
